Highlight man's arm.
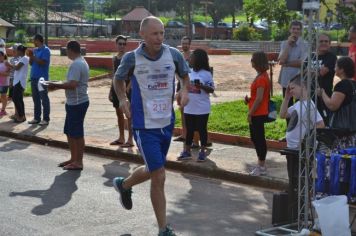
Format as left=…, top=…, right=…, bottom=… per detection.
left=176, top=74, right=189, bottom=107
left=280, top=87, right=292, bottom=119
left=48, top=80, right=78, bottom=90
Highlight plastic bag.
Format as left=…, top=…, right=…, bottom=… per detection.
left=312, top=195, right=351, bottom=236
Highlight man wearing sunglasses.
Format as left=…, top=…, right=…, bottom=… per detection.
left=108, top=35, right=134, bottom=148
left=315, top=33, right=337, bottom=126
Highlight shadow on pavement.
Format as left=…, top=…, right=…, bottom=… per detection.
left=9, top=170, right=81, bottom=215
left=168, top=172, right=272, bottom=235
left=102, top=161, right=131, bottom=187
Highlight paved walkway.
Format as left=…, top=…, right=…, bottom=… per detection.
left=0, top=78, right=288, bottom=189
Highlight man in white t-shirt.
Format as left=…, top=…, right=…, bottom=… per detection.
left=280, top=74, right=324, bottom=221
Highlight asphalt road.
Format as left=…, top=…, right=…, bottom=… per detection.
left=0, top=137, right=275, bottom=236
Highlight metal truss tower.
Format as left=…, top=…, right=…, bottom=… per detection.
left=298, top=0, right=320, bottom=231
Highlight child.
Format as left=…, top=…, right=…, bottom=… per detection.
left=279, top=74, right=325, bottom=220
left=177, top=49, right=215, bottom=162
left=10, top=45, right=29, bottom=122
left=0, top=51, right=10, bottom=116
left=245, top=51, right=270, bottom=176
left=280, top=75, right=325, bottom=149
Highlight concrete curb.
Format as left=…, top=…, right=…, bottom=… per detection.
left=173, top=128, right=287, bottom=151
left=0, top=130, right=288, bottom=191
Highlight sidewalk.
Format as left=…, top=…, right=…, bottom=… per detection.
left=0, top=78, right=288, bottom=190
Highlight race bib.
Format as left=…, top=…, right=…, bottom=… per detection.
left=146, top=99, right=172, bottom=118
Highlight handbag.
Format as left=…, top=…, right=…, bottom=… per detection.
left=266, top=99, right=277, bottom=122
left=329, top=80, right=356, bottom=132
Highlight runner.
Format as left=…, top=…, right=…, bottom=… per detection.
left=112, top=16, right=190, bottom=236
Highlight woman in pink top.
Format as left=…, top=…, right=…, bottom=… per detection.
left=0, top=51, right=10, bottom=116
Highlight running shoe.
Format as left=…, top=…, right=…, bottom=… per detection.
left=177, top=151, right=192, bottom=161
left=39, top=120, right=49, bottom=126
left=249, top=166, right=267, bottom=176
left=158, top=225, right=177, bottom=236
left=197, top=151, right=206, bottom=162
left=0, top=110, right=7, bottom=116
left=28, top=119, right=40, bottom=124
left=113, top=177, right=133, bottom=210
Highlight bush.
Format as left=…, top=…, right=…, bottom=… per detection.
left=233, top=25, right=262, bottom=41
left=14, top=29, right=28, bottom=44
left=271, top=25, right=289, bottom=41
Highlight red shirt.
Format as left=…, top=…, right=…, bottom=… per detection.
left=248, top=71, right=270, bottom=116
left=349, top=44, right=356, bottom=81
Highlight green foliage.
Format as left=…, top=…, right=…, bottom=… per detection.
left=335, top=2, right=356, bottom=30
left=271, top=25, right=290, bottom=41
left=243, top=0, right=295, bottom=28
left=24, top=66, right=109, bottom=96
left=232, top=25, right=262, bottom=41
left=14, top=29, right=29, bottom=44
left=174, top=96, right=286, bottom=140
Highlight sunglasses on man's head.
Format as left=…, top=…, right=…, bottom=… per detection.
left=118, top=43, right=126, bottom=46
left=319, top=40, right=329, bottom=43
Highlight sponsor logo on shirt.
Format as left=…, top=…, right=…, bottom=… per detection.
left=148, top=81, right=168, bottom=90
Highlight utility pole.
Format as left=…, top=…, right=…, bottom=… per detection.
left=200, top=1, right=212, bottom=40
left=92, top=0, right=95, bottom=36
left=45, top=0, right=48, bottom=45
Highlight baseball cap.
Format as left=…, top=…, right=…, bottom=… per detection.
left=12, top=43, right=20, bottom=50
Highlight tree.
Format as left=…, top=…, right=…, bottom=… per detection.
left=50, top=0, right=85, bottom=12
left=335, top=2, right=356, bottom=30
left=226, top=0, right=243, bottom=27
left=243, top=0, right=292, bottom=28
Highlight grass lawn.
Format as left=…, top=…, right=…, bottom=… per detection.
left=175, top=96, right=286, bottom=140
left=24, top=66, right=109, bottom=96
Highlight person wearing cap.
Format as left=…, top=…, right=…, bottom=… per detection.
left=8, top=43, right=21, bottom=106
left=8, top=44, right=29, bottom=123
left=28, top=34, right=51, bottom=126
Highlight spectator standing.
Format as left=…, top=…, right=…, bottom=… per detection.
left=8, top=43, right=20, bottom=102
left=315, top=33, right=337, bottom=126
left=10, top=45, right=29, bottom=123
left=348, top=24, right=356, bottom=81
left=278, top=20, right=308, bottom=108
left=0, top=51, right=10, bottom=116
left=245, top=52, right=270, bottom=176
left=318, top=57, right=356, bottom=130
left=112, top=16, right=190, bottom=236
left=174, top=36, right=191, bottom=142
left=47, top=41, right=90, bottom=170
left=109, top=35, right=134, bottom=147
left=28, top=34, right=51, bottom=126
left=177, top=49, right=214, bottom=162
left=280, top=75, right=324, bottom=220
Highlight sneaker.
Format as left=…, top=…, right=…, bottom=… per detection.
left=191, top=144, right=200, bottom=149
left=177, top=151, right=192, bottom=161
left=0, top=110, right=7, bottom=116
left=113, top=177, right=132, bottom=210
left=197, top=151, right=206, bottom=162
left=249, top=166, right=267, bottom=176
left=28, top=119, right=40, bottom=124
left=158, top=225, right=177, bottom=236
left=39, top=120, right=49, bottom=126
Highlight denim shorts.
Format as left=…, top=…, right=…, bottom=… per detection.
left=0, top=86, right=9, bottom=94
left=133, top=122, right=174, bottom=172
left=64, top=101, right=89, bottom=138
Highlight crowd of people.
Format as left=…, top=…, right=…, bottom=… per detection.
left=0, top=17, right=355, bottom=235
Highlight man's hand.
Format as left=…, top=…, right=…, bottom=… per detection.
left=244, top=95, right=250, bottom=105
left=119, top=99, right=131, bottom=119
left=176, top=89, right=189, bottom=107
left=287, top=35, right=297, bottom=46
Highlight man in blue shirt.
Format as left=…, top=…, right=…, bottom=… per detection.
left=112, top=16, right=190, bottom=236
left=28, top=34, right=51, bottom=125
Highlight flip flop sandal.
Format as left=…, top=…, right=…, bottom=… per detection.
left=58, top=161, right=72, bottom=167
left=63, top=163, right=83, bottom=171
left=110, top=140, right=124, bottom=145
left=120, top=142, right=134, bottom=148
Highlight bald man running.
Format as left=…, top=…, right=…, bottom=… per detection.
left=113, top=16, right=190, bottom=236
